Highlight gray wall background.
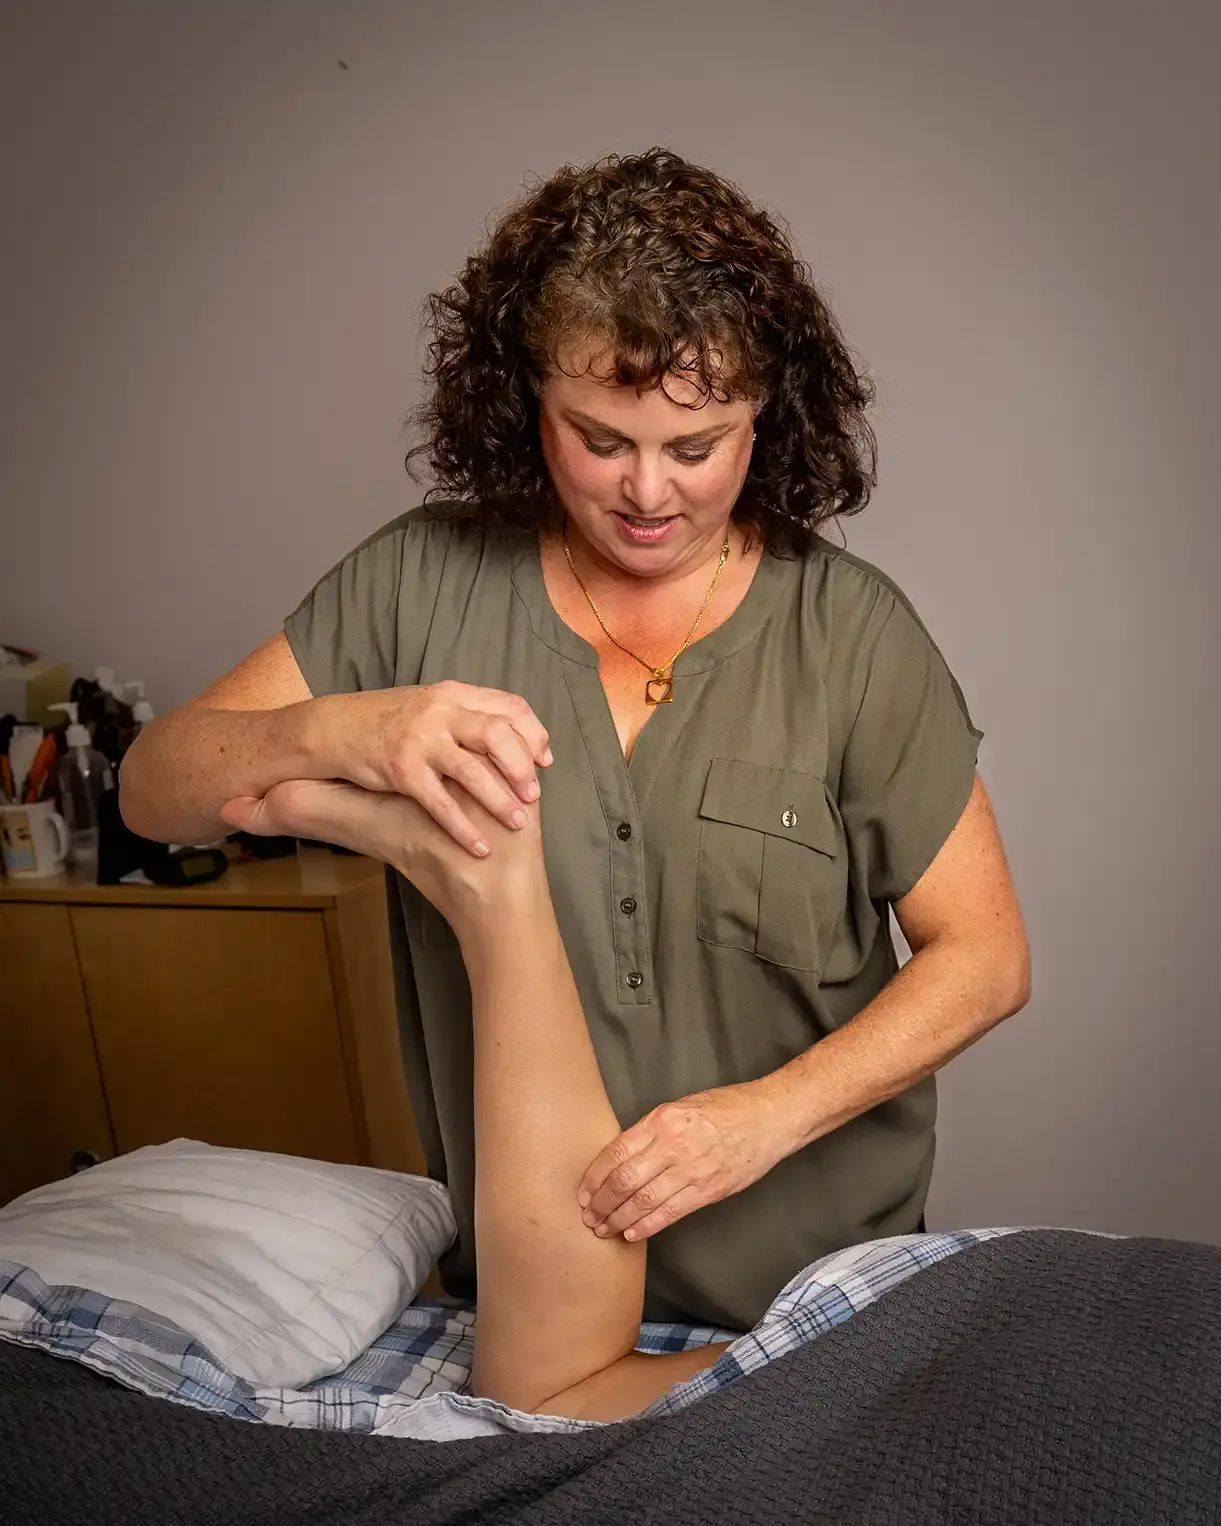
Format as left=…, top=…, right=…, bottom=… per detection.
left=3, top=0, right=1218, bottom=1240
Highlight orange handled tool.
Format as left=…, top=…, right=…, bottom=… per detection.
left=0, top=714, right=15, bottom=802
left=22, top=732, right=58, bottom=805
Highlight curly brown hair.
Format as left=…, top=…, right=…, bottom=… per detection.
left=406, top=148, right=877, bottom=554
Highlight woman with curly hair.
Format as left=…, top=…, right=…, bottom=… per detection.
left=122, top=148, right=1029, bottom=1419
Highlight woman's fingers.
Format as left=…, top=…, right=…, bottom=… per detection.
left=590, top=1165, right=689, bottom=1239
left=458, top=685, right=552, bottom=768
left=621, top=1184, right=706, bottom=1243
left=414, top=769, right=498, bottom=858
left=437, top=741, right=535, bottom=836
left=452, top=713, right=541, bottom=805
left=332, top=683, right=554, bottom=853
left=578, top=1117, right=659, bottom=1218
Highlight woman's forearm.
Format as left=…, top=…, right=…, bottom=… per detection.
left=457, top=875, right=646, bottom=1413
left=119, top=702, right=323, bottom=844
left=763, top=934, right=1031, bottom=1156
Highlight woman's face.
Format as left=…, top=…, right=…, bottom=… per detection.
left=538, top=340, right=756, bottom=582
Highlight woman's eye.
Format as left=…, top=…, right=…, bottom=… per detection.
left=580, top=437, right=713, bottom=464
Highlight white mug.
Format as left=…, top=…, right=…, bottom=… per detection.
left=0, top=800, right=71, bottom=878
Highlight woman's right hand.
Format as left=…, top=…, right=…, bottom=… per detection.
left=310, top=682, right=552, bottom=857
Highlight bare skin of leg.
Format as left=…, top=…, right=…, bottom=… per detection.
left=456, top=814, right=730, bottom=1419
left=251, top=776, right=730, bottom=1421
left=386, top=787, right=729, bottom=1420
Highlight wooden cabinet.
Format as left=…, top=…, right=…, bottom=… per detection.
left=0, top=902, right=115, bottom=1200
left=0, top=848, right=429, bottom=1207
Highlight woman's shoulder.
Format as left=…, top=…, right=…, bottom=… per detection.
left=401, top=498, right=484, bottom=528
left=361, top=497, right=486, bottom=545
left=799, top=534, right=977, bottom=732
left=400, top=500, right=521, bottom=558
left=333, top=499, right=505, bottom=569
left=804, top=533, right=929, bottom=633
left=793, top=531, right=946, bottom=656
left=296, top=501, right=504, bottom=619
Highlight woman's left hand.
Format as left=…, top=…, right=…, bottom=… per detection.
left=576, top=1081, right=790, bottom=1242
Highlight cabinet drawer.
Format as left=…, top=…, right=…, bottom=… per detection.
left=71, top=906, right=360, bottom=1164
left=0, top=903, right=115, bottom=1204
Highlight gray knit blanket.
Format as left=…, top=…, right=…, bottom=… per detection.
left=3, top=1228, right=1218, bottom=1524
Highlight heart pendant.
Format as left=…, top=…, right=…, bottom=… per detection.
left=645, top=676, right=674, bottom=705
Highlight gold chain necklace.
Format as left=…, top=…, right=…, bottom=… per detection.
left=562, top=525, right=732, bottom=705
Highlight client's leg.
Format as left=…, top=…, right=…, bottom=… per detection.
left=223, top=775, right=729, bottom=1421
left=456, top=811, right=729, bottom=1421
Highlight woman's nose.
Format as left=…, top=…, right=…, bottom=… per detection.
left=621, top=454, right=671, bottom=514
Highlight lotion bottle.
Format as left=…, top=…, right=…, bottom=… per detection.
left=48, top=701, right=114, bottom=877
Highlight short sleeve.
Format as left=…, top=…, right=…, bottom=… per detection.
left=838, top=588, right=983, bottom=904
left=283, top=516, right=411, bottom=697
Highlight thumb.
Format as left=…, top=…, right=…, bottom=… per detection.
left=219, top=795, right=272, bottom=833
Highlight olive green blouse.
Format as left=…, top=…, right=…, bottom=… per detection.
left=284, top=501, right=982, bottom=1330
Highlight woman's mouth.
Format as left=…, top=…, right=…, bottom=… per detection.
left=614, top=511, right=678, bottom=544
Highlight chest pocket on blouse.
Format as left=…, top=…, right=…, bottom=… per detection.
left=696, top=758, right=840, bottom=973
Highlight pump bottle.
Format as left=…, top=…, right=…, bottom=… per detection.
left=47, top=702, right=114, bottom=877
